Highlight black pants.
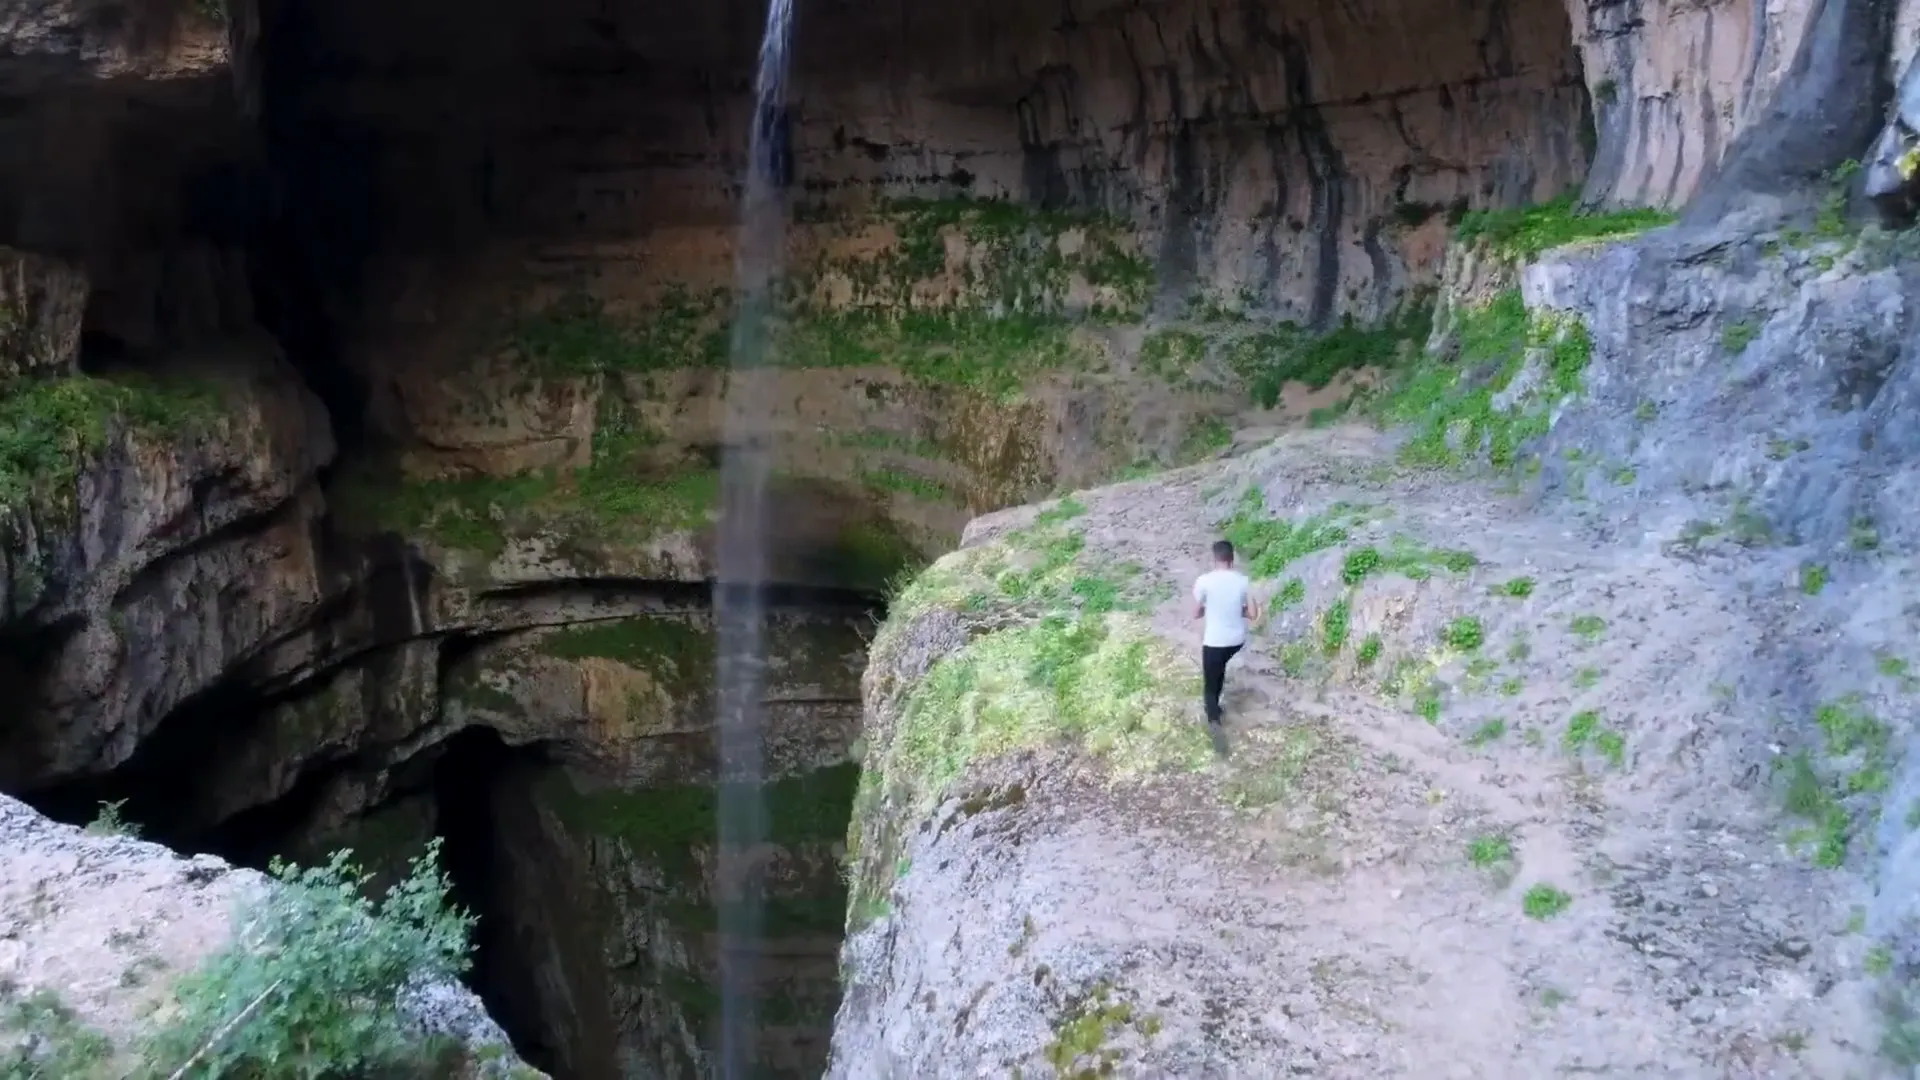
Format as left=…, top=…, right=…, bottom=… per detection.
left=1202, top=643, right=1242, bottom=725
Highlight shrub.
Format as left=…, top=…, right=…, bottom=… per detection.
left=143, top=841, right=475, bottom=1079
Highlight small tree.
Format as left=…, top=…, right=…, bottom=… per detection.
left=144, top=839, right=475, bottom=1079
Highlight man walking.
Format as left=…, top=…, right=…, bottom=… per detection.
left=1193, top=539, right=1259, bottom=727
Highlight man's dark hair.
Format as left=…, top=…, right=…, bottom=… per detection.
left=1212, top=540, right=1235, bottom=563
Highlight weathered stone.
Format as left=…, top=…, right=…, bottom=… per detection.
left=0, top=791, right=542, bottom=1079
left=0, top=346, right=335, bottom=788
left=0, top=245, right=86, bottom=382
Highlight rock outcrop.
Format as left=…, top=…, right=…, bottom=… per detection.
left=0, top=791, right=541, bottom=1077
left=832, top=203, right=1920, bottom=1074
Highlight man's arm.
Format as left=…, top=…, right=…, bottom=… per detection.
left=1192, top=579, right=1206, bottom=620
left=1243, top=590, right=1262, bottom=626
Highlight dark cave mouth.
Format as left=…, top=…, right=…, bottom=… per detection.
left=17, top=581, right=876, bottom=1079
left=27, top=716, right=861, bottom=1078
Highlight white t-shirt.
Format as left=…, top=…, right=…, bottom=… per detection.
left=1194, top=568, right=1252, bottom=648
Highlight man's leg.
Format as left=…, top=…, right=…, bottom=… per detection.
left=1202, top=645, right=1228, bottom=725
left=1216, top=643, right=1242, bottom=721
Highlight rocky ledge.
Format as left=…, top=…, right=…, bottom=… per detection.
left=829, top=212, right=1920, bottom=1076
left=0, top=793, right=543, bottom=1078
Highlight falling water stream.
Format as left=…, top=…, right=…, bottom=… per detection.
left=714, top=0, right=797, bottom=1075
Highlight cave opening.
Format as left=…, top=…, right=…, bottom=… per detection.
left=12, top=582, right=880, bottom=1079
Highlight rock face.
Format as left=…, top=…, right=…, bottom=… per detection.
left=3, top=0, right=1919, bottom=1073
left=832, top=206, right=1920, bottom=1074
left=0, top=791, right=541, bottom=1077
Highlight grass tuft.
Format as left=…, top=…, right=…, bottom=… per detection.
left=1453, top=195, right=1676, bottom=259
left=1522, top=884, right=1573, bottom=920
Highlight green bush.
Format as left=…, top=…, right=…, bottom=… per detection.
left=143, top=841, right=475, bottom=1079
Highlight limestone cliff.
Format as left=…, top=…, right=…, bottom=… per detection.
left=0, top=0, right=1916, bottom=1073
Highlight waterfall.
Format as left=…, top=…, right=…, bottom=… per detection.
left=713, top=0, right=797, bottom=1075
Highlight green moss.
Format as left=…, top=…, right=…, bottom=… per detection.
left=784, top=307, right=1086, bottom=399
left=1033, top=496, right=1088, bottom=526
left=1720, top=319, right=1759, bottom=354
left=1454, top=195, right=1675, bottom=259
left=508, top=286, right=728, bottom=375
left=330, top=465, right=720, bottom=559
left=539, top=614, right=713, bottom=690
left=853, top=533, right=1211, bottom=921
left=830, top=428, right=947, bottom=461
left=0, top=371, right=223, bottom=522
left=542, top=762, right=860, bottom=868
left=1229, top=298, right=1433, bottom=409
left=861, top=466, right=959, bottom=504
left=499, top=195, right=1150, bottom=400
left=1044, top=983, right=1149, bottom=1074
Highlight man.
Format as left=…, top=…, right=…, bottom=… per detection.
left=1193, top=539, right=1259, bottom=727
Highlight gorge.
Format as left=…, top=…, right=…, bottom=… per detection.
left=2, top=0, right=1919, bottom=1075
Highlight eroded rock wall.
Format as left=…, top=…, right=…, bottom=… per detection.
left=0, top=0, right=339, bottom=792
left=278, top=0, right=1591, bottom=342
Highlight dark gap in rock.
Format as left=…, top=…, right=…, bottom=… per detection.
left=246, top=0, right=388, bottom=454
left=424, top=724, right=560, bottom=1072
left=19, top=674, right=293, bottom=845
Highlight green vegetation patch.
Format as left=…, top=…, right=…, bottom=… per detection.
left=331, top=464, right=718, bottom=560
left=0, top=985, right=112, bottom=1077
left=141, top=842, right=481, bottom=1078
left=1466, top=717, right=1508, bottom=746
left=539, top=614, right=714, bottom=689
left=1380, top=289, right=1593, bottom=470
left=502, top=196, right=1152, bottom=399
left=1499, top=576, right=1535, bottom=598
left=1228, top=299, right=1434, bottom=409
left=861, top=465, right=959, bottom=504
left=1454, top=195, right=1676, bottom=260
left=851, top=528, right=1210, bottom=924
left=1522, top=883, right=1573, bottom=919
left=1467, top=833, right=1514, bottom=868
left=1442, top=616, right=1485, bottom=651
left=1320, top=598, right=1351, bottom=654
left=877, top=610, right=1205, bottom=815
left=543, top=762, right=859, bottom=870
left=331, top=391, right=721, bottom=559
left=1220, top=488, right=1372, bottom=579
left=1044, top=982, right=1160, bottom=1075
left=0, top=372, right=222, bottom=523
